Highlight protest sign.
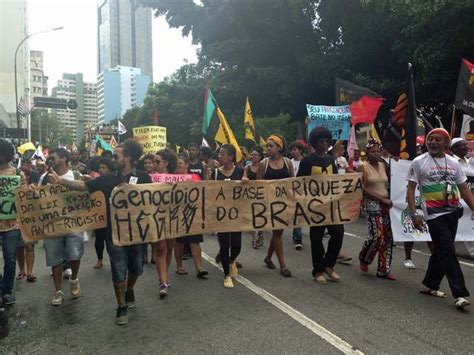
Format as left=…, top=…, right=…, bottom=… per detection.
left=110, top=174, right=363, bottom=246
left=132, top=126, right=167, bottom=154
left=390, top=159, right=474, bottom=242
left=0, top=175, right=21, bottom=220
left=16, top=184, right=107, bottom=242
left=460, top=114, right=474, bottom=159
left=306, top=105, right=351, bottom=140
left=150, top=173, right=194, bottom=184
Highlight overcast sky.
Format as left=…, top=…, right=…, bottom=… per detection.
left=28, top=0, right=198, bottom=91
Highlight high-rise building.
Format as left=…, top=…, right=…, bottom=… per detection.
left=97, top=66, right=151, bottom=123
left=30, top=50, right=48, bottom=100
left=0, top=0, right=29, bottom=129
left=97, top=0, right=153, bottom=78
left=52, top=73, right=97, bottom=144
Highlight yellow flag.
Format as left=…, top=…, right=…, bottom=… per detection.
left=369, top=124, right=381, bottom=143
left=214, top=107, right=243, bottom=162
left=244, top=97, right=256, bottom=142
left=259, top=136, right=266, bottom=148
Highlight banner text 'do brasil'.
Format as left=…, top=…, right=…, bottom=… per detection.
left=111, top=174, right=363, bottom=246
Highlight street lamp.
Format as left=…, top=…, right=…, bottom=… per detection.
left=14, top=26, right=63, bottom=144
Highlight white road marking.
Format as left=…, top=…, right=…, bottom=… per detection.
left=202, top=252, right=364, bottom=355
left=344, top=232, right=474, bottom=268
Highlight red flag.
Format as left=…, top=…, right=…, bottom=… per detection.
left=350, top=96, right=385, bottom=125
left=154, top=111, right=159, bottom=126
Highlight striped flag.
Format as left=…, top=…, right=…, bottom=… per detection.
left=18, top=97, right=29, bottom=116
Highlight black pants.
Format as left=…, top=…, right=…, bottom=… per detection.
left=423, top=212, right=469, bottom=298
left=310, top=224, right=344, bottom=275
left=95, top=228, right=107, bottom=260
left=218, top=232, right=242, bottom=276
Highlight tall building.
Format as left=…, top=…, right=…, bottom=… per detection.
left=0, top=0, right=29, bottom=129
left=97, top=66, right=151, bottom=123
left=52, top=73, right=97, bottom=144
left=97, top=0, right=153, bottom=78
left=30, top=50, right=48, bottom=100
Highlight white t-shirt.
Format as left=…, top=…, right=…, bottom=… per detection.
left=39, top=170, right=75, bottom=185
left=407, top=152, right=466, bottom=220
left=336, top=156, right=349, bottom=174
left=291, top=158, right=301, bottom=176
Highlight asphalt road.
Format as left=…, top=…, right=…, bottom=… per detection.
left=1, top=218, right=474, bottom=354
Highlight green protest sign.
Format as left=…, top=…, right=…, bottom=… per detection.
left=0, top=175, right=21, bottom=220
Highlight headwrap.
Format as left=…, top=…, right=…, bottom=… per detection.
left=426, top=128, right=451, bottom=145
left=267, top=135, right=284, bottom=149
left=365, top=139, right=382, bottom=149
left=450, top=137, right=465, bottom=148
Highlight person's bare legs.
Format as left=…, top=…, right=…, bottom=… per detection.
left=25, top=244, right=35, bottom=276
left=152, top=241, right=168, bottom=284
left=52, top=265, right=63, bottom=291
left=174, top=242, right=185, bottom=272
left=166, top=240, right=175, bottom=268
left=271, top=230, right=287, bottom=271
left=16, top=247, right=26, bottom=277
left=191, top=243, right=203, bottom=272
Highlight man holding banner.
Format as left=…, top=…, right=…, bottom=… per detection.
left=0, top=140, right=25, bottom=305
left=406, top=128, right=474, bottom=309
left=48, top=139, right=151, bottom=325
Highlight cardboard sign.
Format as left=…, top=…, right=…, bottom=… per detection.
left=306, top=105, right=351, bottom=140
left=16, top=184, right=107, bottom=241
left=150, top=173, right=194, bottom=184
left=0, top=175, right=21, bottom=220
left=132, top=126, right=167, bottom=154
left=111, top=174, right=363, bottom=246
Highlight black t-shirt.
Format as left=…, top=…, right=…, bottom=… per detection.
left=297, top=154, right=338, bottom=177
left=188, top=160, right=206, bottom=180
left=211, top=166, right=244, bottom=181
left=85, top=169, right=151, bottom=238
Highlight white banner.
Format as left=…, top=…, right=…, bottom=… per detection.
left=389, top=159, right=474, bottom=242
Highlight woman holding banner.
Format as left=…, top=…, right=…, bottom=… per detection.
left=173, top=154, right=209, bottom=279
left=212, top=144, right=246, bottom=288
left=258, top=135, right=293, bottom=278
left=152, top=148, right=178, bottom=298
left=358, top=140, right=396, bottom=280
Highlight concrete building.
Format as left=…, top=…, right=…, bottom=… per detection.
left=97, top=0, right=153, bottom=77
left=52, top=73, right=97, bottom=144
left=0, top=0, right=29, bottom=129
left=97, top=66, right=150, bottom=123
left=30, top=50, right=48, bottom=100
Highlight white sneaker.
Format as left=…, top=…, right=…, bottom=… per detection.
left=52, top=290, right=64, bottom=306
left=455, top=297, right=471, bottom=309
left=403, top=260, right=416, bottom=269
left=69, top=278, right=81, bottom=299
left=63, top=268, right=72, bottom=279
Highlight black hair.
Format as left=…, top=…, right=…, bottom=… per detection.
left=288, top=141, right=305, bottom=153
left=97, top=157, right=115, bottom=172
left=87, top=156, right=101, bottom=173
left=101, top=150, right=113, bottom=158
left=221, top=144, right=236, bottom=163
left=0, top=140, right=15, bottom=163
left=157, top=148, right=178, bottom=173
left=309, top=127, right=332, bottom=149
left=200, top=146, right=213, bottom=159
left=50, top=147, right=70, bottom=164
left=188, top=142, right=199, bottom=149
left=250, top=146, right=264, bottom=160
left=143, top=153, right=155, bottom=162
left=121, top=139, right=143, bottom=163
left=177, top=154, right=189, bottom=164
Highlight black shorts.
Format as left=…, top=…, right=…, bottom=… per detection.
left=176, top=234, right=204, bottom=244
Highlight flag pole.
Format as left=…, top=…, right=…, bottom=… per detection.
left=449, top=104, right=457, bottom=137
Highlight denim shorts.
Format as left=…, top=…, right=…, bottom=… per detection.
left=44, top=235, right=84, bottom=267
left=106, top=238, right=146, bottom=283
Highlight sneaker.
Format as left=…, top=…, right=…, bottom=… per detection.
left=251, top=238, right=257, bottom=249
left=2, top=294, right=16, bottom=305
left=295, top=243, right=302, bottom=250
left=51, top=290, right=64, bottom=306
left=215, top=252, right=221, bottom=263
left=63, top=268, right=72, bottom=279
left=314, top=273, right=327, bottom=284
left=223, top=276, right=234, bottom=288
left=403, top=259, right=416, bottom=269
left=455, top=297, right=471, bottom=309
left=115, top=306, right=128, bottom=325
left=159, top=283, right=168, bottom=299
left=324, top=267, right=341, bottom=282
left=360, top=263, right=369, bottom=273
left=230, top=262, right=238, bottom=278
left=125, top=289, right=135, bottom=309
left=69, top=279, right=81, bottom=299
left=255, top=231, right=264, bottom=249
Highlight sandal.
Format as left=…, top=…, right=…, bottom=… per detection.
left=175, top=269, right=188, bottom=275
left=26, top=274, right=37, bottom=282
left=419, top=286, right=447, bottom=298
left=280, top=269, right=292, bottom=277
left=197, top=270, right=209, bottom=279
left=264, top=257, right=276, bottom=270
left=16, top=271, right=26, bottom=280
